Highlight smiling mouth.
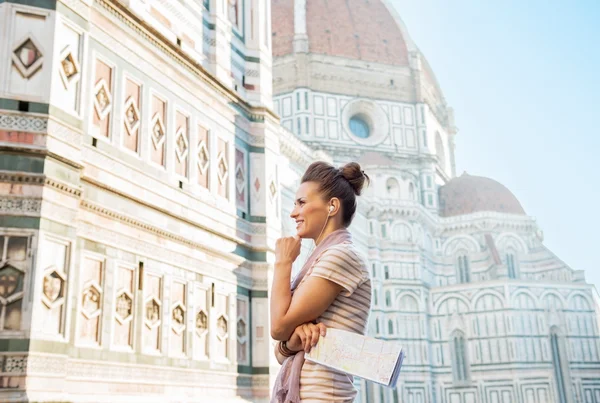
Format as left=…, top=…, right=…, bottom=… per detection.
left=295, top=221, right=304, bottom=228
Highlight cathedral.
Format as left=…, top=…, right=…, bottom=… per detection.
left=0, top=0, right=598, bottom=402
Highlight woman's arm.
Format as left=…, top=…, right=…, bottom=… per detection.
left=273, top=323, right=328, bottom=364
left=270, top=266, right=341, bottom=340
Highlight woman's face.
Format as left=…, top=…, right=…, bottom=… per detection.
left=290, top=181, right=330, bottom=239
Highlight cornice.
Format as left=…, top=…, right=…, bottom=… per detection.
left=95, top=0, right=278, bottom=124
left=277, top=127, right=320, bottom=167
left=80, top=198, right=247, bottom=265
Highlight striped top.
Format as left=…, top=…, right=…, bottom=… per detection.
left=298, top=242, right=371, bottom=402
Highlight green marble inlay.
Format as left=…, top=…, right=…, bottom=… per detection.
left=0, top=98, right=49, bottom=113
left=250, top=290, right=268, bottom=298
left=237, top=286, right=251, bottom=297
left=0, top=0, right=56, bottom=10
left=0, top=338, right=30, bottom=352
left=0, top=154, right=45, bottom=173
left=0, top=217, right=40, bottom=229
left=233, top=244, right=266, bottom=262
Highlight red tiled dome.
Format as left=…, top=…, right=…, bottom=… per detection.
left=272, top=0, right=410, bottom=67
left=439, top=173, right=526, bottom=217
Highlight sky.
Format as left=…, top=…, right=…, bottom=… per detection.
left=389, top=0, right=600, bottom=290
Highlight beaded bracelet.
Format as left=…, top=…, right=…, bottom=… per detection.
left=278, top=341, right=296, bottom=357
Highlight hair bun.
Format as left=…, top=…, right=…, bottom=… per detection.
left=340, top=162, right=370, bottom=196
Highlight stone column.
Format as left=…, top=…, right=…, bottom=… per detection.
left=293, top=0, right=308, bottom=53
left=209, top=0, right=233, bottom=87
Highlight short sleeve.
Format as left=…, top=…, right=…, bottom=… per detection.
left=309, top=245, right=366, bottom=297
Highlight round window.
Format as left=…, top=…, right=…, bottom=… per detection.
left=349, top=115, right=371, bottom=139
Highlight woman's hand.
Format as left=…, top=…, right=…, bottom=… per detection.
left=275, top=235, right=302, bottom=266
left=287, top=322, right=327, bottom=354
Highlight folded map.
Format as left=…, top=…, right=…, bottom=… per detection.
left=305, top=328, right=404, bottom=387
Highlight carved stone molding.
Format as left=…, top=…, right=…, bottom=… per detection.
left=0, top=171, right=45, bottom=185
left=0, top=197, right=42, bottom=215
left=0, top=113, right=48, bottom=133
left=45, top=177, right=83, bottom=198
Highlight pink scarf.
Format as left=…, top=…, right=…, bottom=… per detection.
left=271, top=228, right=352, bottom=403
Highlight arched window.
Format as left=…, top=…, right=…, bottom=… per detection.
left=436, top=132, right=446, bottom=171
left=386, top=177, right=400, bottom=198
left=372, top=263, right=377, bottom=278
left=393, top=388, right=400, bottom=403
left=384, top=265, right=390, bottom=279
left=451, top=331, right=469, bottom=383
left=456, top=253, right=471, bottom=284
left=394, top=223, right=413, bottom=243
left=373, top=290, right=379, bottom=306
left=550, top=328, right=568, bottom=403
left=381, top=224, right=387, bottom=238
left=409, top=182, right=415, bottom=201
left=375, top=318, right=380, bottom=334
left=385, top=290, right=391, bottom=307
left=388, top=319, right=394, bottom=335
left=364, top=381, right=375, bottom=403
left=506, top=251, right=518, bottom=279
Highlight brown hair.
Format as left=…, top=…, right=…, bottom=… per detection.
left=301, top=161, right=370, bottom=227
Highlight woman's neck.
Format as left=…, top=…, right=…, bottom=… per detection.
left=314, top=223, right=343, bottom=246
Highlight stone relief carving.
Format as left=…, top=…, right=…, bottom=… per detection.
left=123, top=97, right=141, bottom=136
left=216, top=152, right=228, bottom=185
left=171, top=303, right=185, bottom=334
left=42, top=269, right=65, bottom=308
left=195, top=310, right=208, bottom=335
left=145, top=298, right=161, bottom=328
left=81, top=284, right=102, bottom=319
left=59, top=47, right=81, bottom=90
left=93, top=79, right=112, bottom=120
left=12, top=35, right=44, bottom=79
left=150, top=114, right=166, bottom=149
left=115, top=291, right=133, bottom=323
left=175, top=130, right=188, bottom=162
left=216, top=315, right=228, bottom=340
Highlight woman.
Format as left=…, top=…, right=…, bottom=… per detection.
left=270, top=161, right=372, bottom=402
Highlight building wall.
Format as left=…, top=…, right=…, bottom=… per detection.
left=0, top=0, right=278, bottom=401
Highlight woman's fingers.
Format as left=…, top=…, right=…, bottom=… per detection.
left=317, top=322, right=327, bottom=337
left=302, top=324, right=312, bottom=353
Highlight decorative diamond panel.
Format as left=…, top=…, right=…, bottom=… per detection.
left=235, top=164, right=245, bottom=193
left=197, top=141, right=209, bottom=174
left=123, top=97, right=140, bottom=136
left=269, top=180, right=277, bottom=199
left=217, top=315, right=228, bottom=340
left=217, top=153, right=228, bottom=185
left=237, top=318, right=246, bottom=339
left=81, top=283, right=102, bottom=319
left=145, top=297, right=161, bottom=328
left=0, top=265, right=23, bottom=300
left=115, top=291, right=133, bottom=324
left=171, top=303, right=185, bottom=334
left=42, top=269, right=65, bottom=308
left=58, top=47, right=81, bottom=89
left=93, top=79, right=112, bottom=121
left=175, top=130, right=188, bottom=162
left=151, top=114, right=166, bottom=149
left=196, top=310, right=208, bottom=336
left=11, top=35, right=44, bottom=79
left=254, top=178, right=261, bottom=192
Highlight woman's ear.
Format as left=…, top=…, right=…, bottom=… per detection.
left=329, top=198, right=341, bottom=216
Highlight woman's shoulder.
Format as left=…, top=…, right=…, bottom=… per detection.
left=320, top=243, right=367, bottom=270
